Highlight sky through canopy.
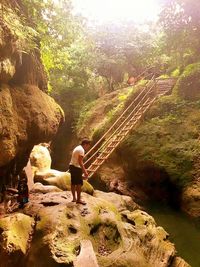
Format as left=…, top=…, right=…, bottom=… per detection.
left=72, top=0, right=161, bottom=24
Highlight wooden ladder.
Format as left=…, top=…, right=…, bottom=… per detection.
left=84, top=77, right=177, bottom=178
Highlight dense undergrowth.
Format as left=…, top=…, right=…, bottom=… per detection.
left=122, top=95, right=200, bottom=187
left=121, top=63, right=200, bottom=187
left=76, top=63, right=200, bottom=189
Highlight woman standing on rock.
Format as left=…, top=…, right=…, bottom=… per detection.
left=69, top=139, right=91, bottom=205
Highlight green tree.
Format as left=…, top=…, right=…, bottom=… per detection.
left=159, top=0, right=200, bottom=69
left=90, top=22, right=156, bottom=91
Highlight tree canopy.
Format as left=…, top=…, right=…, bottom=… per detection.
left=16, top=0, right=200, bottom=116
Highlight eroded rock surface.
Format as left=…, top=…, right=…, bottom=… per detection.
left=0, top=85, right=63, bottom=168
left=30, top=144, right=94, bottom=195
left=0, top=1, right=64, bottom=182
left=0, top=190, right=190, bottom=267
left=181, top=179, right=200, bottom=217
left=0, top=213, right=34, bottom=266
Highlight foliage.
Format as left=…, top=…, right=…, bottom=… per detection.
left=21, top=0, right=99, bottom=126
left=1, top=2, right=38, bottom=52
left=122, top=95, right=200, bottom=187
left=75, top=85, right=135, bottom=140
left=74, top=101, right=97, bottom=136
left=157, top=74, right=169, bottom=79
left=90, top=22, right=156, bottom=91
left=174, top=63, right=200, bottom=100
left=171, top=68, right=180, bottom=77
left=118, top=87, right=133, bottom=102
left=159, top=0, right=200, bottom=69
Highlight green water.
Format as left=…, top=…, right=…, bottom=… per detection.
left=146, top=203, right=200, bottom=267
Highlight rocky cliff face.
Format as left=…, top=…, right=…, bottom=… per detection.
left=72, top=78, right=200, bottom=217
left=0, top=189, right=190, bottom=267
left=0, top=1, right=64, bottom=182
left=0, top=132, right=190, bottom=267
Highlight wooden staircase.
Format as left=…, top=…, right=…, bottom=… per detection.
left=84, top=77, right=177, bottom=178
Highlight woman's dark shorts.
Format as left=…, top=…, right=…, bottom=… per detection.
left=69, top=165, right=83, bottom=185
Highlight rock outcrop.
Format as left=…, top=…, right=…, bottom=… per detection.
left=181, top=179, right=200, bottom=217
left=30, top=144, right=94, bottom=195
left=0, top=213, right=34, bottom=266
left=0, top=189, right=190, bottom=267
left=0, top=1, right=64, bottom=182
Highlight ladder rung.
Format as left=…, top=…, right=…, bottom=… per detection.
left=95, top=158, right=104, bottom=161
left=91, top=162, right=102, bottom=166
left=116, top=133, right=126, bottom=137
left=96, top=157, right=106, bottom=160
left=105, top=145, right=114, bottom=149
left=122, top=127, right=131, bottom=131
left=87, top=169, right=95, bottom=173
left=87, top=169, right=94, bottom=172
left=113, top=138, right=122, bottom=142
left=107, top=145, right=116, bottom=149
left=87, top=166, right=98, bottom=171
left=142, top=103, right=151, bottom=107
left=133, top=112, right=140, bottom=119
left=110, top=141, right=120, bottom=145
left=130, top=118, right=137, bottom=122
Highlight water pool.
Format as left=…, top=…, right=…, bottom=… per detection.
left=146, top=203, right=200, bottom=267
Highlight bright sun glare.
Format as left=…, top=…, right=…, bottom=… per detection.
left=72, top=0, right=160, bottom=23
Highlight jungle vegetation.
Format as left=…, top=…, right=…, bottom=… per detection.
left=3, top=0, right=200, bottom=184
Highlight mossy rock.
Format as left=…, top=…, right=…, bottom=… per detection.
left=0, top=191, right=187, bottom=267
left=174, top=62, right=200, bottom=100
left=0, top=213, right=34, bottom=262
left=0, top=58, right=16, bottom=82
left=31, top=182, right=63, bottom=193
left=34, top=171, right=94, bottom=195
left=122, top=209, right=156, bottom=227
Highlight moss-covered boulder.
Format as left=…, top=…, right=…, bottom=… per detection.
left=30, top=144, right=52, bottom=173
left=34, top=170, right=94, bottom=195
left=31, top=182, right=62, bottom=194
left=171, top=257, right=190, bottom=267
left=181, top=179, right=200, bottom=217
left=113, top=94, right=200, bottom=204
left=30, top=144, right=94, bottom=195
left=0, top=1, right=64, bottom=185
left=94, top=190, right=139, bottom=211
left=174, top=63, right=200, bottom=100
left=0, top=190, right=189, bottom=267
left=0, top=85, right=64, bottom=169
left=0, top=213, right=34, bottom=266
left=0, top=191, right=189, bottom=267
